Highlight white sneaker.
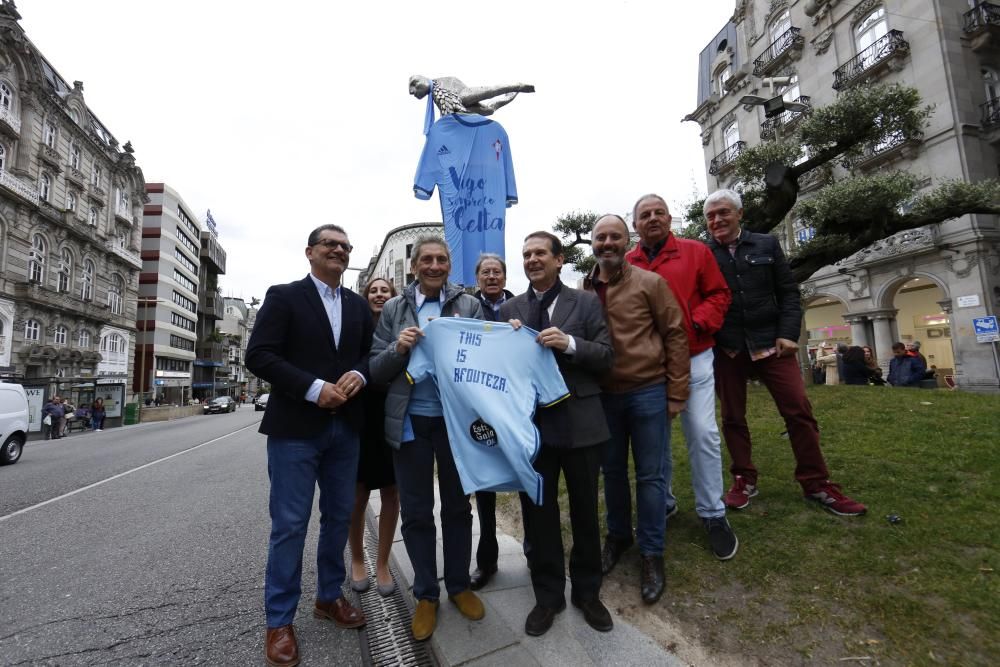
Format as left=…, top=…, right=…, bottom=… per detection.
left=96, top=429, right=103, bottom=432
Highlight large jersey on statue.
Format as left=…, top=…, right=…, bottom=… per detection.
left=405, top=317, right=567, bottom=504
left=413, top=114, right=517, bottom=285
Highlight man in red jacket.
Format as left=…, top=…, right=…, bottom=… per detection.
left=622, top=193, right=738, bottom=561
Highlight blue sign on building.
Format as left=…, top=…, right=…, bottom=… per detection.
left=973, top=315, right=999, bottom=343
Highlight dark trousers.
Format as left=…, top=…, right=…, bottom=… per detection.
left=393, top=415, right=472, bottom=600
left=520, top=443, right=603, bottom=609
left=713, top=349, right=830, bottom=492
left=474, top=491, right=499, bottom=570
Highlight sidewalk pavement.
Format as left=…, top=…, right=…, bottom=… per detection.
left=367, top=492, right=684, bottom=667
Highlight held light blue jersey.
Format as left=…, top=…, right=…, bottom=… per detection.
left=405, top=317, right=568, bottom=505
left=413, top=114, right=518, bottom=285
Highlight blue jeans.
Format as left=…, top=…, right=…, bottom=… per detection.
left=672, top=349, right=726, bottom=518
left=392, top=415, right=472, bottom=600
left=601, top=384, right=669, bottom=555
left=91, top=414, right=105, bottom=430
left=264, top=418, right=359, bottom=628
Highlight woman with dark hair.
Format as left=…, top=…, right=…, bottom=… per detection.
left=862, top=346, right=885, bottom=385
left=348, top=277, right=401, bottom=597
left=841, top=346, right=870, bottom=385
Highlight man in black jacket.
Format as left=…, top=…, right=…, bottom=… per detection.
left=246, top=224, right=373, bottom=667
left=704, top=190, right=866, bottom=517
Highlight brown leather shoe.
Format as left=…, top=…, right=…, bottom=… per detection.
left=265, top=625, right=299, bottom=667
left=313, top=597, right=366, bottom=629
left=411, top=599, right=439, bottom=641
left=448, top=589, right=485, bottom=620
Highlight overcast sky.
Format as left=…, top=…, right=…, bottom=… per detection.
left=20, top=0, right=734, bottom=298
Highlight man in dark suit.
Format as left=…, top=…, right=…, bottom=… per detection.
left=246, top=224, right=374, bottom=667
left=501, top=231, right=615, bottom=637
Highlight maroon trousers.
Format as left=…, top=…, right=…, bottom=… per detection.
left=713, top=349, right=829, bottom=493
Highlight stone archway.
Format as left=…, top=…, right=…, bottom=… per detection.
left=803, top=293, right=849, bottom=358
left=887, top=276, right=954, bottom=377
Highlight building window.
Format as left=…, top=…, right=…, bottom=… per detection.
left=0, top=143, right=5, bottom=171
left=118, top=230, right=128, bottom=249
left=723, top=121, right=740, bottom=149
left=116, top=186, right=129, bottom=215
left=108, top=274, right=124, bottom=315
left=856, top=7, right=888, bottom=52
left=91, top=164, right=102, bottom=188
left=39, top=172, right=51, bottom=202
left=29, top=234, right=46, bottom=283
left=70, top=143, right=81, bottom=170
left=101, top=333, right=128, bottom=363
left=169, top=334, right=195, bottom=352
left=778, top=74, right=800, bottom=102
left=67, top=190, right=77, bottom=212
left=0, top=81, right=11, bottom=111
left=89, top=207, right=99, bottom=227
left=984, top=67, right=999, bottom=102
left=173, top=269, right=197, bottom=292
left=69, top=108, right=79, bottom=124
left=43, top=120, right=57, bottom=149
left=54, top=325, right=67, bottom=346
left=81, top=259, right=94, bottom=300
left=769, top=9, right=791, bottom=43
left=24, top=319, right=40, bottom=342
left=78, top=329, right=91, bottom=349
left=714, top=64, right=732, bottom=96
left=57, top=248, right=72, bottom=293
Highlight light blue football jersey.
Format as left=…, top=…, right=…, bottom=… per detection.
left=405, top=317, right=568, bottom=505
left=413, top=114, right=518, bottom=286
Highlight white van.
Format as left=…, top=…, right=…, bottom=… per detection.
left=0, top=383, right=29, bottom=465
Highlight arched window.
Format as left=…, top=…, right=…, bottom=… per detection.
left=0, top=81, right=12, bottom=111
left=29, top=234, right=46, bottom=283
left=66, top=190, right=77, bottom=212
left=78, top=329, right=91, bottom=349
left=57, top=248, right=72, bottom=293
left=89, top=207, right=99, bottom=227
left=101, top=333, right=127, bottom=363
left=54, top=325, right=67, bottom=346
left=769, top=9, right=791, bottom=43
left=81, top=259, right=94, bottom=300
left=24, top=319, right=40, bottom=342
left=856, top=7, right=887, bottom=52
left=39, top=172, right=51, bottom=202
left=108, top=274, right=124, bottom=315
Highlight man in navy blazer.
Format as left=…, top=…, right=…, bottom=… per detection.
left=246, top=224, right=374, bottom=667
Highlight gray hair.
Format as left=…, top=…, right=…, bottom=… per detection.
left=409, top=235, right=451, bottom=269
left=307, top=224, right=347, bottom=246
left=703, top=189, right=743, bottom=215
left=475, top=253, right=506, bottom=276
left=632, top=194, right=669, bottom=222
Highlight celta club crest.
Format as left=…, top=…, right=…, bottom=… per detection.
left=469, top=418, right=498, bottom=448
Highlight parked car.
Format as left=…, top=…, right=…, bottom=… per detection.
left=203, top=396, right=237, bottom=414
left=0, top=383, right=29, bottom=465
left=254, top=393, right=270, bottom=412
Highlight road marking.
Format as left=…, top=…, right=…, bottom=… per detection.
left=0, top=422, right=260, bottom=523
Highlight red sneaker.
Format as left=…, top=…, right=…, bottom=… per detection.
left=805, top=483, right=867, bottom=516
left=724, top=475, right=758, bottom=510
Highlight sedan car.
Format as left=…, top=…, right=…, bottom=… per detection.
left=254, top=393, right=270, bottom=412
left=203, top=396, right=237, bottom=414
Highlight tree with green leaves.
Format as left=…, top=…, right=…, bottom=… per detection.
left=680, top=83, right=1000, bottom=282
left=552, top=210, right=602, bottom=276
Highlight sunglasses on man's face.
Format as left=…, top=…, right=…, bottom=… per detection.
left=313, top=239, right=353, bottom=253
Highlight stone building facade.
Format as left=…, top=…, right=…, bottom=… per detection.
left=686, top=0, right=1000, bottom=391
left=0, top=2, right=146, bottom=424
left=355, top=222, right=444, bottom=294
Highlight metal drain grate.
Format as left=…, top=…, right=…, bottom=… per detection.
left=350, top=511, right=436, bottom=667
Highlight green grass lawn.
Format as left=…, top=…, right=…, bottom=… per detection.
left=501, top=384, right=1000, bottom=665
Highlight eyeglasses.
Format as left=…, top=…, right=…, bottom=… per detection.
left=314, top=239, right=353, bottom=252
left=478, top=269, right=504, bottom=277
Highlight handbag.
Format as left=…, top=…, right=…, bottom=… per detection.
left=43, top=414, right=52, bottom=425
left=65, top=411, right=75, bottom=420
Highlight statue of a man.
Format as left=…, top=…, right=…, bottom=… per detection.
left=409, top=75, right=535, bottom=116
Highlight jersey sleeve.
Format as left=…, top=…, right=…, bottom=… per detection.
left=502, top=127, right=517, bottom=207
left=405, top=331, right=435, bottom=384
left=413, top=126, right=439, bottom=200
left=524, top=329, right=569, bottom=406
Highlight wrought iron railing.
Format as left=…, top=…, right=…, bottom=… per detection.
left=982, top=96, right=1000, bottom=128
left=963, top=2, right=1000, bottom=32
left=753, top=27, right=804, bottom=77
left=709, top=141, right=746, bottom=175
left=832, top=30, right=909, bottom=90
left=760, top=96, right=812, bottom=140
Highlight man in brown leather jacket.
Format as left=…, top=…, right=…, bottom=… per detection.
left=583, top=214, right=690, bottom=604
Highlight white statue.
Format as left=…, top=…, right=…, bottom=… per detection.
left=409, top=75, right=535, bottom=116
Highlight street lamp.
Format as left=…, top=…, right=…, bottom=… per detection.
left=739, top=76, right=809, bottom=118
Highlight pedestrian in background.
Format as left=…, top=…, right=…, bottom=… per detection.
left=841, top=346, right=870, bottom=386
left=91, top=398, right=106, bottom=431
left=887, top=342, right=926, bottom=387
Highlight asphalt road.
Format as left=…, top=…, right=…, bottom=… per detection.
left=0, top=409, right=366, bottom=665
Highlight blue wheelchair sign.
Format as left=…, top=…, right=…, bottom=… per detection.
left=973, top=316, right=999, bottom=343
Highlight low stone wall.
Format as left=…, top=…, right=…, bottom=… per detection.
left=139, top=405, right=204, bottom=423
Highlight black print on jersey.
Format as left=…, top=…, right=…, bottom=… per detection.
left=470, top=418, right=498, bottom=448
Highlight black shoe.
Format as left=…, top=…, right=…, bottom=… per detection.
left=640, top=555, right=665, bottom=604
left=703, top=516, right=739, bottom=561
left=470, top=565, right=497, bottom=591
left=600, top=535, right=633, bottom=575
left=571, top=595, right=613, bottom=632
left=524, top=601, right=565, bottom=636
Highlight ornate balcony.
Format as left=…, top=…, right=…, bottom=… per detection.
left=832, top=30, right=909, bottom=91
left=853, top=130, right=922, bottom=169
left=982, top=96, right=1000, bottom=144
left=709, top=141, right=746, bottom=176
left=0, top=169, right=39, bottom=205
left=0, top=106, right=20, bottom=137
left=38, top=144, right=62, bottom=172
left=66, top=166, right=86, bottom=187
left=760, top=96, right=812, bottom=141
left=753, top=27, right=804, bottom=77
left=106, top=241, right=143, bottom=270
left=964, top=2, right=1000, bottom=31
left=88, top=184, right=107, bottom=204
